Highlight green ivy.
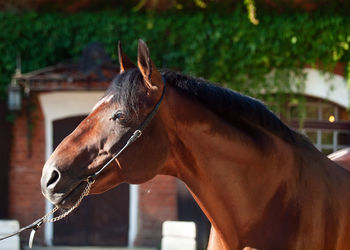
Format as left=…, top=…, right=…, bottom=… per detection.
left=0, top=7, right=350, bottom=109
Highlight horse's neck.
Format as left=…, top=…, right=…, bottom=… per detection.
left=158, top=85, right=350, bottom=249
left=160, top=86, right=303, bottom=248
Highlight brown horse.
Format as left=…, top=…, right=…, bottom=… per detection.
left=41, top=40, right=350, bottom=250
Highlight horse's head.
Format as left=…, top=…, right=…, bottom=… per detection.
left=41, top=40, right=170, bottom=208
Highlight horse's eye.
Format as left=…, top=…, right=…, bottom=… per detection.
left=110, top=112, right=125, bottom=121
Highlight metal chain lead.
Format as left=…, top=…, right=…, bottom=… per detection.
left=28, top=177, right=95, bottom=248
left=45, top=177, right=95, bottom=223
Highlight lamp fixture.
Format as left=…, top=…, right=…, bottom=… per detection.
left=8, top=54, right=22, bottom=111
left=7, top=78, right=21, bottom=111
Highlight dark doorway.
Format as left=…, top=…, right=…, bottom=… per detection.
left=177, top=180, right=211, bottom=250
left=0, top=100, right=10, bottom=218
left=52, top=115, right=129, bottom=246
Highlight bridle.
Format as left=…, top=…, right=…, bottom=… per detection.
left=0, top=78, right=166, bottom=248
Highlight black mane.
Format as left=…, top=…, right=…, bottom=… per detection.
left=162, top=70, right=301, bottom=147
left=109, top=68, right=307, bottom=148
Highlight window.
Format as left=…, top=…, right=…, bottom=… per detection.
left=285, top=97, right=350, bottom=155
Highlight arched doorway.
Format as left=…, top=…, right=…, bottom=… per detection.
left=52, top=116, right=129, bottom=246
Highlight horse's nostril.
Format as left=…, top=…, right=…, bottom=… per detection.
left=47, top=169, right=60, bottom=188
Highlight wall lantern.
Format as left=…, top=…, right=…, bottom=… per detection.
left=7, top=68, right=22, bottom=111
left=8, top=55, right=23, bottom=111
left=7, top=77, right=22, bottom=111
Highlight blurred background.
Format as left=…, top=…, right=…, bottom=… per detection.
left=1, top=0, right=350, bottom=249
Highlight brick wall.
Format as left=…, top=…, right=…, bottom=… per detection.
left=8, top=93, right=46, bottom=244
left=135, top=175, right=178, bottom=247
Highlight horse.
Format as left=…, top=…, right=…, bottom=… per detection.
left=41, top=40, right=350, bottom=250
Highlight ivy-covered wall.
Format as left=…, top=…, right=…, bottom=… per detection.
left=0, top=7, right=349, bottom=101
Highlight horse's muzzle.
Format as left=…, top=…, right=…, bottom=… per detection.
left=41, top=163, right=83, bottom=208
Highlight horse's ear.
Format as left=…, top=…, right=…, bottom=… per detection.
left=118, top=41, right=136, bottom=73
left=137, top=39, right=163, bottom=92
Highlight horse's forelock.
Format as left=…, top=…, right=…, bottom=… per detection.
left=105, top=68, right=145, bottom=115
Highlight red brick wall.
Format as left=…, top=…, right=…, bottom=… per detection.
left=135, top=175, right=178, bottom=247
left=8, top=93, right=46, bottom=244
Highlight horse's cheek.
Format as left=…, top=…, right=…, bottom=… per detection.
left=123, top=128, right=170, bottom=183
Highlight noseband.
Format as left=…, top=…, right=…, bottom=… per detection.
left=0, top=78, right=166, bottom=247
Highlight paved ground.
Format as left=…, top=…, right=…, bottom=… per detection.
left=24, top=246, right=156, bottom=250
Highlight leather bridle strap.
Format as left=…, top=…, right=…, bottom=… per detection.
left=0, top=77, right=166, bottom=246
left=0, top=218, right=43, bottom=241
